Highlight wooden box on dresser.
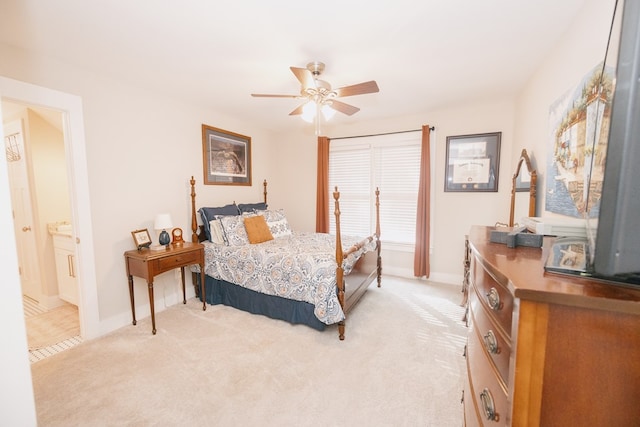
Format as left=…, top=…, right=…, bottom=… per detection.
left=463, top=226, right=640, bottom=427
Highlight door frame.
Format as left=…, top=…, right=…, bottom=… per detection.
left=1, top=76, right=100, bottom=339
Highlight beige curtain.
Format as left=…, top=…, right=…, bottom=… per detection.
left=315, top=136, right=330, bottom=233
left=414, top=125, right=431, bottom=277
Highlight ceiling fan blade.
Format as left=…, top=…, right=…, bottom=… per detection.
left=334, top=81, right=379, bottom=98
left=328, top=100, right=360, bottom=116
left=290, top=67, right=316, bottom=89
left=289, top=104, right=305, bottom=116
left=251, top=93, right=300, bottom=98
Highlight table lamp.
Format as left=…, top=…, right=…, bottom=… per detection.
left=154, top=213, right=172, bottom=246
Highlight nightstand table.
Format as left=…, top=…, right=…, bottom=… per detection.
left=124, top=242, right=206, bottom=334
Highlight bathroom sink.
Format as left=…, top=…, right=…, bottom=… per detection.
left=48, top=222, right=73, bottom=236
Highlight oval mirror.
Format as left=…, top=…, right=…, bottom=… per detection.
left=510, top=149, right=537, bottom=226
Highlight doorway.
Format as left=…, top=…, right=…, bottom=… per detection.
left=0, top=75, right=101, bottom=344
left=3, top=100, right=82, bottom=360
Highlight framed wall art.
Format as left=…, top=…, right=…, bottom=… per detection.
left=202, top=124, right=252, bottom=186
left=444, top=132, right=501, bottom=192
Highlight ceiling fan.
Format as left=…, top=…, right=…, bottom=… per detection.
left=251, top=61, right=379, bottom=119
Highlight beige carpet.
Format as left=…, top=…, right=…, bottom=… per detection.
left=26, top=303, right=80, bottom=350
left=31, top=276, right=466, bottom=426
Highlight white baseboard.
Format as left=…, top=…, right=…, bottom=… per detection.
left=381, top=266, right=462, bottom=287
left=98, top=283, right=197, bottom=337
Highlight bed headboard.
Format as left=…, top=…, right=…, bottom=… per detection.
left=189, top=176, right=268, bottom=243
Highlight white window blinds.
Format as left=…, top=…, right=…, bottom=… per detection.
left=329, top=131, right=422, bottom=245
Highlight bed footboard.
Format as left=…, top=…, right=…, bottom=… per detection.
left=333, top=186, right=382, bottom=340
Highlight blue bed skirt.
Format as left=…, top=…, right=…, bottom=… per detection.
left=196, top=274, right=326, bottom=331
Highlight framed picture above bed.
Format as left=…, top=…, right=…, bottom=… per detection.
left=202, top=124, right=252, bottom=186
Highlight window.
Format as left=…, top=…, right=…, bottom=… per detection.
left=329, top=131, right=423, bottom=246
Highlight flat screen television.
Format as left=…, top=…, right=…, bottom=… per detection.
left=546, top=0, right=640, bottom=286
left=593, top=0, right=640, bottom=280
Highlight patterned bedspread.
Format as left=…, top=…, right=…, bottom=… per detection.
left=200, top=231, right=377, bottom=325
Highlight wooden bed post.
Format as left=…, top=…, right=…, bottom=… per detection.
left=190, top=176, right=198, bottom=243
left=333, top=186, right=346, bottom=340
left=263, top=179, right=268, bottom=205
left=375, top=187, right=382, bottom=287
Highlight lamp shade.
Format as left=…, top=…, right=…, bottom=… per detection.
left=154, top=213, right=173, bottom=231
left=321, top=104, right=336, bottom=120
left=301, top=101, right=316, bottom=123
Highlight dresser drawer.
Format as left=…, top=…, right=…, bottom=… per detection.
left=153, top=250, right=201, bottom=274
left=471, top=256, right=513, bottom=337
left=469, top=290, right=511, bottom=387
left=467, top=317, right=509, bottom=426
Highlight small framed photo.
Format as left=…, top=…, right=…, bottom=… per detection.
left=445, top=132, right=501, bottom=192
left=202, top=124, right=252, bottom=186
left=131, top=229, right=152, bottom=249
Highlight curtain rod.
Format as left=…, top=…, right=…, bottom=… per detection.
left=329, top=126, right=435, bottom=141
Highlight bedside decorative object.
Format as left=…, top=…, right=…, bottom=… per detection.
left=172, top=227, right=184, bottom=245
left=154, top=213, right=172, bottom=246
left=131, top=229, right=152, bottom=250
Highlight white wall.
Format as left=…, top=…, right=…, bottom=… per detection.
left=0, top=0, right=617, bottom=331
left=514, top=0, right=617, bottom=212
left=27, top=109, right=70, bottom=302
left=0, top=0, right=618, bottom=422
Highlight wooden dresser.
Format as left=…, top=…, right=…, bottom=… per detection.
left=463, top=226, right=640, bottom=426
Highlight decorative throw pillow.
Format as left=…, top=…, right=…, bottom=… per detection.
left=267, top=217, right=292, bottom=238
left=258, top=209, right=292, bottom=238
left=219, top=215, right=250, bottom=246
left=243, top=215, right=274, bottom=244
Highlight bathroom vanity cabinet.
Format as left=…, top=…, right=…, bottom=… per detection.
left=52, top=233, right=78, bottom=306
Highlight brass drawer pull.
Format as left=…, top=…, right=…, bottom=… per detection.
left=486, top=287, right=502, bottom=311
left=480, top=388, right=500, bottom=422
left=67, top=254, right=76, bottom=278
left=483, top=330, right=500, bottom=354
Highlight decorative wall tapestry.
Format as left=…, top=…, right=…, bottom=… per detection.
left=545, top=62, right=614, bottom=218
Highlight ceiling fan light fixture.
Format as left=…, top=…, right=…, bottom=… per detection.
left=301, top=101, right=316, bottom=123
left=321, top=104, right=336, bottom=121
left=252, top=61, right=379, bottom=127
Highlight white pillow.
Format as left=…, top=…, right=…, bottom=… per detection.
left=208, top=219, right=226, bottom=245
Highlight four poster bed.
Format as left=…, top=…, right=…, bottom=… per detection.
left=189, top=176, right=381, bottom=340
